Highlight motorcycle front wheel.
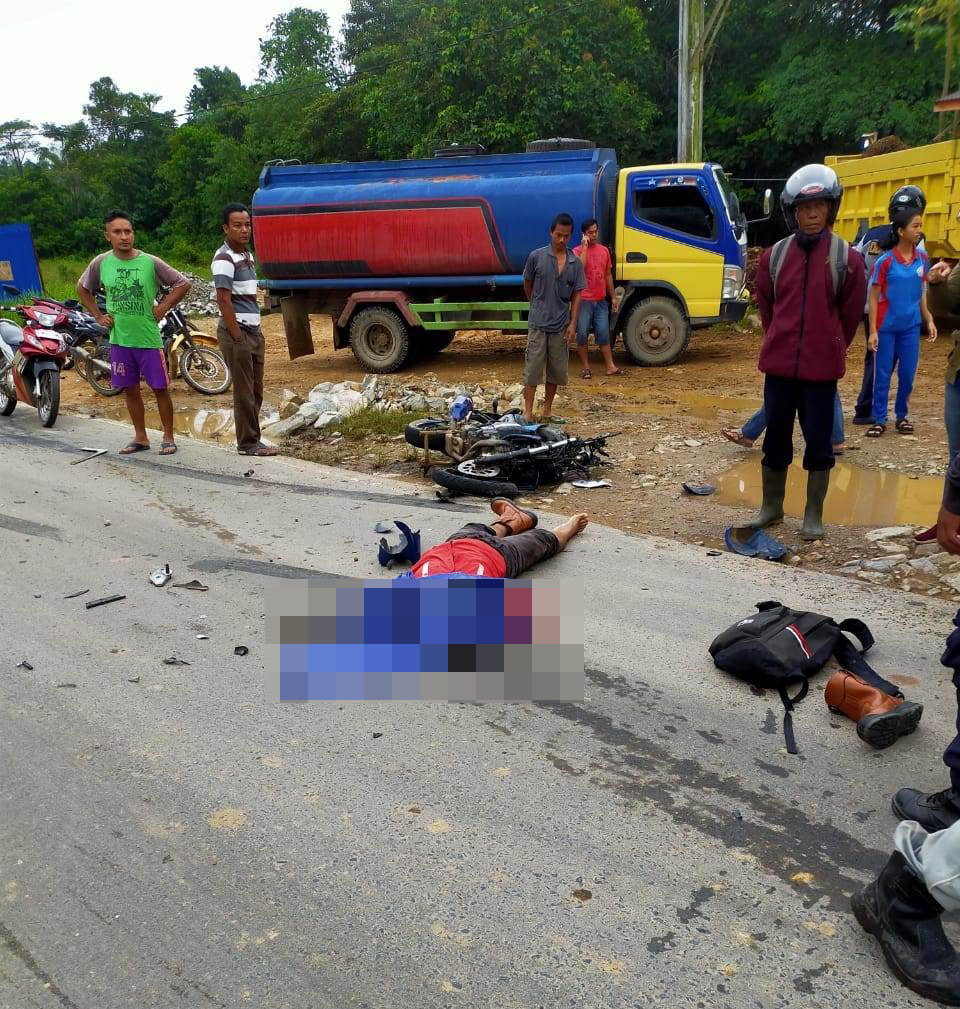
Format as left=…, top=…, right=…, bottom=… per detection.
left=180, top=346, right=232, bottom=394
left=37, top=370, right=60, bottom=427
left=75, top=340, right=121, bottom=397
left=431, top=466, right=519, bottom=499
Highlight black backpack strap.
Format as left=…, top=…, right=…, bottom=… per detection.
left=777, top=679, right=809, bottom=755
left=833, top=632, right=903, bottom=699
left=756, top=600, right=781, bottom=611
left=837, top=617, right=874, bottom=654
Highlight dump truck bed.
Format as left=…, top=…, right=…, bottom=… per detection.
left=826, top=139, right=960, bottom=257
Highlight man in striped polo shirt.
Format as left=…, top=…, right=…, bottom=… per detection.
left=212, top=203, right=277, bottom=456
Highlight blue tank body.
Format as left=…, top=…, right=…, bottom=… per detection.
left=252, top=148, right=619, bottom=289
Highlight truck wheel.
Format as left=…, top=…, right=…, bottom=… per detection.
left=431, top=466, right=519, bottom=499
left=349, top=307, right=412, bottom=372
left=622, top=296, right=689, bottom=366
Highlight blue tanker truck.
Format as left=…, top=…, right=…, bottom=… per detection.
left=252, top=139, right=757, bottom=372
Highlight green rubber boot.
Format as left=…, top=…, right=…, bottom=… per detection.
left=749, top=466, right=787, bottom=529
left=801, top=469, right=830, bottom=541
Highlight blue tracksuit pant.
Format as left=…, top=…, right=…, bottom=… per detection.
left=872, top=326, right=920, bottom=425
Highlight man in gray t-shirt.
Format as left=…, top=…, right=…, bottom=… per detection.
left=521, top=213, right=587, bottom=422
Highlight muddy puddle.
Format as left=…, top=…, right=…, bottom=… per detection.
left=715, top=458, right=942, bottom=527
left=94, top=401, right=239, bottom=443
left=595, top=389, right=760, bottom=421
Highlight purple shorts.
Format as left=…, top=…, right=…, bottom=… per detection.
left=109, top=345, right=169, bottom=390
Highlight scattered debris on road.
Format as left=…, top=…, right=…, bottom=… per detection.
left=571, top=479, right=610, bottom=489
left=55, top=682, right=77, bottom=688
left=127, top=676, right=140, bottom=684
left=63, top=589, right=90, bottom=599
left=71, top=448, right=107, bottom=465
left=162, top=657, right=190, bottom=666
left=196, top=634, right=209, bottom=640
left=149, top=564, right=172, bottom=587
left=724, top=526, right=787, bottom=561
left=172, top=579, right=208, bottom=591
left=234, top=646, right=249, bottom=656
left=682, top=482, right=716, bottom=496
left=16, top=660, right=34, bottom=670
left=85, top=594, right=126, bottom=609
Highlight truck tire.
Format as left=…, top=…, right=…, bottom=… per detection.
left=431, top=466, right=520, bottom=499
left=525, top=138, right=596, bottom=152
left=622, top=296, right=690, bottom=367
left=349, top=306, right=412, bottom=372
left=404, top=419, right=450, bottom=450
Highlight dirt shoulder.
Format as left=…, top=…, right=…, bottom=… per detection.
left=62, top=313, right=959, bottom=601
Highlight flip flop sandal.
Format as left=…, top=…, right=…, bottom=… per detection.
left=866, top=424, right=886, bottom=438
left=896, top=419, right=914, bottom=434
left=119, top=441, right=150, bottom=454
left=159, top=441, right=177, bottom=455
left=606, top=368, right=624, bottom=376
left=721, top=428, right=754, bottom=448
left=580, top=368, right=592, bottom=379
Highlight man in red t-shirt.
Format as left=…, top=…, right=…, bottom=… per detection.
left=573, top=218, right=621, bottom=379
left=409, top=499, right=588, bottom=579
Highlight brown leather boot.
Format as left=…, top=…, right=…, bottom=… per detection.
left=824, top=670, right=923, bottom=750
left=490, top=498, right=537, bottom=535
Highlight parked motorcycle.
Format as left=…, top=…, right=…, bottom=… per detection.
left=159, top=306, right=232, bottom=395
left=31, top=296, right=118, bottom=397
left=0, top=304, right=72, bottom=426
left=404, top=398, right=615, bottom=497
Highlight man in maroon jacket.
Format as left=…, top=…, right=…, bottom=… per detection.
left=751, top=164, right=866, bottom=540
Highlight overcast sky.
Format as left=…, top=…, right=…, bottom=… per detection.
left=4, top=1, right=351, bottom=127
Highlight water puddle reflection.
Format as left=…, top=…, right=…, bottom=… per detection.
left=715, top=459, right=942, bottom=527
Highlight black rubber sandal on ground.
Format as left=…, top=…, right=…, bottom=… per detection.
left=896, top=419, right=915, bottom=434
left=119, top=441, right=150, bottom=454
left=866, top=424, right=886, bottom=438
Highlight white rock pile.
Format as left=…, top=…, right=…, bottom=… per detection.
left=260, top=374, right=528, bottom=439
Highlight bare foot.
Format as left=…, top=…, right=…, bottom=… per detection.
left=552, top=513, right=589, bottom=550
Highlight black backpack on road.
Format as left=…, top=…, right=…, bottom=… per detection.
left=709, top=601, right=902, bottom=753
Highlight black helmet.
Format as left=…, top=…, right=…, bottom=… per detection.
left=781, top=164, right=843, bottom=229
left=888, top=184, right=926, bottom=218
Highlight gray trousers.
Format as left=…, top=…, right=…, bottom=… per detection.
left=895, top=819, right=960, bottom=912
left=449, top=523, right=560, bottom=579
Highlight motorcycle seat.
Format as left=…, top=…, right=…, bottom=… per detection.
left=0, top=319, right=23, bottom=347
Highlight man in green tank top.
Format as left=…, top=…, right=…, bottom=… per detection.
left=77, top=210, right=190, bottom=455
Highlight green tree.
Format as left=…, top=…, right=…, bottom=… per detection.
left=258, top=7, right=341, bottom=84
left=330, top=0, right=657, bottom=161
left=0, top=120, right=38, bottom=174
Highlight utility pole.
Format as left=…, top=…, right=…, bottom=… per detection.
left=677, top=0, right=704, bottom=162
left=677, top=0, right=734, bottom=162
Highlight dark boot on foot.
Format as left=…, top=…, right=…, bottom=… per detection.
left=748, top=466, right=787, bottom=529
left=801, top=469, right=830, bottom=540
left=852, top=851, right=960, bottom=1005
left=825, top=671, right=923, bottom=749
left=893, top=787, right=960, bottom=833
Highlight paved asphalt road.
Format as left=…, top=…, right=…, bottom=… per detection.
left=1, top=411, right=957, bottom=1009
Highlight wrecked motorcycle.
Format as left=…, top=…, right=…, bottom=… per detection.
left=404, top=399, right=615, bottom=498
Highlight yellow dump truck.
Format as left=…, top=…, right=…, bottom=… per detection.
left=826, top=139, right=960, bottom=258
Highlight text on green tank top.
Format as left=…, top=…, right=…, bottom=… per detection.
left=102, top=252, right=161, bottom=348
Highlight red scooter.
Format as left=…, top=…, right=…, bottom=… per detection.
left=0, top=304, right=71, bottom=427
